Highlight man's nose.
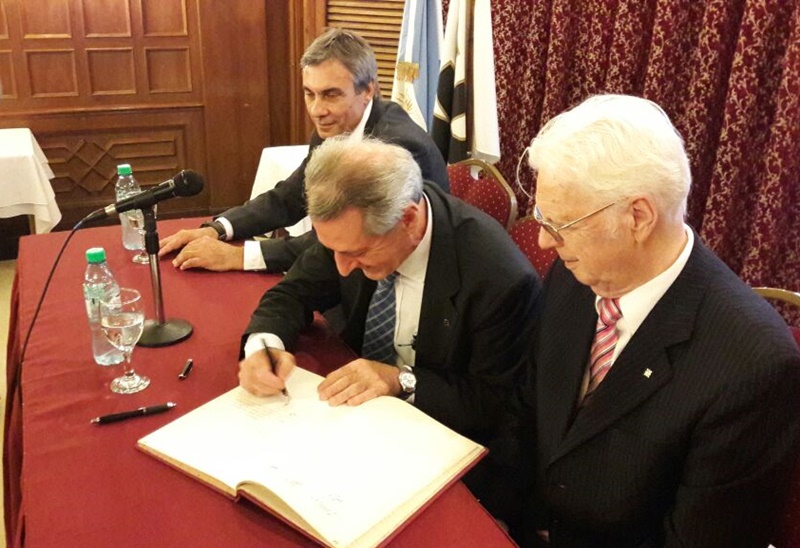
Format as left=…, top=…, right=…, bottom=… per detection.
left=308, top=97, right=328, bottom=117
left=538, top=227, right=561, bottom=250
left=334, top=253, right=357, bottom=277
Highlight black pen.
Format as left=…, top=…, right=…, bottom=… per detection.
left=90, top=402, right=177, bottom=425
left=178, top=358, right=194, bottom=380
left=262, top=342, right=290, bottom=400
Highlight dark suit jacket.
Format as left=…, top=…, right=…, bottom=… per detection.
left=220, top=98, right=449, bottom=272
left=244, top=183, right=542, bottom=441
left=498, top=237, right=800, bottom=547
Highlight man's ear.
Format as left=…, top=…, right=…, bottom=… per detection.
left=630, top=197, right=657, bottom=242
left=362, top=81, right=376, bottom=102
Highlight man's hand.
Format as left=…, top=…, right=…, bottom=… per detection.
left=170, top=237, right=245, bottom=271
left=239, top=347, right=296, bottom=397
left=318, top=359, right=402, bottom=406
left=158, top=227, right=218, bottom=257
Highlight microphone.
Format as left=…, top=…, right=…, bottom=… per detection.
left=84, top=170, right=204, bottom=223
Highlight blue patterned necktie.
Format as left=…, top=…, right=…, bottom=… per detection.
left=362, top=272, right=399, bottom=364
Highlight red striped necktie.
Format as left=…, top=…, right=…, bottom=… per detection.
left=584, top=297, right=623, bottom=399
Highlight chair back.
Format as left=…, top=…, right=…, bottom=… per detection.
left=754, top=287, right=800, bottom=548
left=509, top=215, right=558, bottom=276
left=447, top=159, right=518, bottom=230
left=252, top=145, right=311, bottom=237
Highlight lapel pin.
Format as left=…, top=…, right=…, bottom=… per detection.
left=643, top=368, right=653, bottom=378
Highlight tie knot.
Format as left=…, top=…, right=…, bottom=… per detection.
left=598, top=297, right=622, bottom=327
left=380, top=272, right=399, bottom=286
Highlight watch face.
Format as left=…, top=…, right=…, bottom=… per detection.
left=399, top=371, right=416, bottom=393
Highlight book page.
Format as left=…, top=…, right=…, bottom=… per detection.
left=138, top=367, right=484, bottom=548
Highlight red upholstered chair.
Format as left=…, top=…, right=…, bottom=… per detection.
left=754, top=287, right=800, bottom=548
left=509, top=215, right=559, bottom=276
left=447, top=159, right=518, bottom=230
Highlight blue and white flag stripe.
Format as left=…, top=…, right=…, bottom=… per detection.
left=391, top=0, right=443, bottom=132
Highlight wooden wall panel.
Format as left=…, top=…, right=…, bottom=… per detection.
left=20, top=0, right=71, bottom=37
left=86, top=48, right=135, bottom=95
left=1, top=107, right=208, bottom=228
left=26, top=49, right=78, bottom=96
left=82, top=0, right=131, bottom=37
left=141, top=0, right=186, bottom=36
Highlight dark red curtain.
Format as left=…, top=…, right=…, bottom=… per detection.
left=446, top=0, right=800, bottom=322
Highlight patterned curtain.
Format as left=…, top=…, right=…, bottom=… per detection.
left=443, top=0, right=800, bottom=323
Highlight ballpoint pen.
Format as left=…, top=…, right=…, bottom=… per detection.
left=178, top=358, right=194, bottom=380
left=262, top=342, right=290, bottom=401
left=90, top=402, right=177, bottom=425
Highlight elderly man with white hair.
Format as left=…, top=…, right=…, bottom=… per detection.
left=480, top=94, right=800, bottom=547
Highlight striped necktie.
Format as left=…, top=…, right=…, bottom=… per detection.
left=361, top=272, right=399, bottom=364
left=584, top=297, right=623, bottom=399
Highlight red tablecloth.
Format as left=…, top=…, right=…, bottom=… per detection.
left=4, top=218, right=515, bottom=548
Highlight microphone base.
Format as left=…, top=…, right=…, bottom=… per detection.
left=138, top=318, right=193, bottom=348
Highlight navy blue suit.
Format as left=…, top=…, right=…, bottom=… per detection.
left=491, top=237, right=800, bottom=547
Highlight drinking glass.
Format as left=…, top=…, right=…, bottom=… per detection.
left=127, top=210, right=149, bottom=265
left=100, top=287, right=150, bottom=394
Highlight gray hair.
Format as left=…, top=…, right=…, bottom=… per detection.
left=528, top=94, right=692, bottom=222
left=305, top=137, right=424, bottom=235
left=301, top=28, right=378, bottom=94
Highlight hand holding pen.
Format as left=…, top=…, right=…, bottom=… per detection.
left=262, top=342, right=291, bottom=403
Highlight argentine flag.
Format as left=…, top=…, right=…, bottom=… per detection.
left=391, top=0, right=443, bottom=131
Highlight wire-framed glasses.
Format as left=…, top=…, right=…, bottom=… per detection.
left=532, top=201, right=621, bottom=243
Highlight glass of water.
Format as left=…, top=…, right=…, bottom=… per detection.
left=100, top=287, right=150, bottom=394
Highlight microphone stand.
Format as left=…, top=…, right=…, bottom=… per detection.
left=138, top=206, right=193, bottom=347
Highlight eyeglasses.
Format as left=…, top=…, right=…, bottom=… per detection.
left=532, top=200, right=621, bottom=243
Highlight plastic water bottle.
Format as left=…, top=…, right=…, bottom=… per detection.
left=115, top=164, right=142, bottom=250
left=83, top=247, right=125, bottom=366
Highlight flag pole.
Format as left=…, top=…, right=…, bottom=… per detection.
left=465, top=0, right=475, bottom=157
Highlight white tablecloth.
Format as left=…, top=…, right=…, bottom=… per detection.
left=0, top=128, right=61, bottom=233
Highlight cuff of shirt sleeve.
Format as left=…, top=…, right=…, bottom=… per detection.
left=244, top=333, right=286, bottom=358
left=243, top=240, right=268, bottom=271
left=216, top=217, right=234, bottom=241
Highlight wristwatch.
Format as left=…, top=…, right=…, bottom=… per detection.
left=200, top=220, right=226, bottom=241
left=398, top=364, right=417, bottom=400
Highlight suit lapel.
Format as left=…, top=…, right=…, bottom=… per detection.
left=551, top=239, right=710, bottom=463
left=536, top=268, right=598, bottom=457
left=414, top=186, right=460, bottom=366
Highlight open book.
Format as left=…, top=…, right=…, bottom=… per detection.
left=137, top=367, right=486, bottom=548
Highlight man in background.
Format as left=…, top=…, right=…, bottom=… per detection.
left=159, top=28, right=448, bottom=273
left=238, top=137, right=540, bottom=442
left=483, top=94, right=800, bottom=547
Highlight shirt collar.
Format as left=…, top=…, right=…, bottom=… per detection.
left=598, top=224, right=694, bottom=329
left=396, top=192, right=432, bottom=283
left=348, top=99, right=373, bottom=141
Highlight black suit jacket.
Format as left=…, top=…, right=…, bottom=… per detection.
left=220, top=98, right=449, bottom=272
left=499, top=237, right=800, bottom=547
left=244, top=183, right=541, bottom=441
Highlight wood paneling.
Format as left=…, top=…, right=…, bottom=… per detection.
left=196, top=1, right=269, bottom=210
left=0, top=0, right=271, bottom=243
left=0, top=0, right=202, bottom=113
left=1, top=107, right=208, bottom=228
left=82, top=0, right=131, bottom=37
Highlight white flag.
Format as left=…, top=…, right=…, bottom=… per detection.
left=432, top=0, right=500, bottom=164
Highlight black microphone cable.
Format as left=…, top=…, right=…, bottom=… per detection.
left=18, top=217, right=86, bottom=365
